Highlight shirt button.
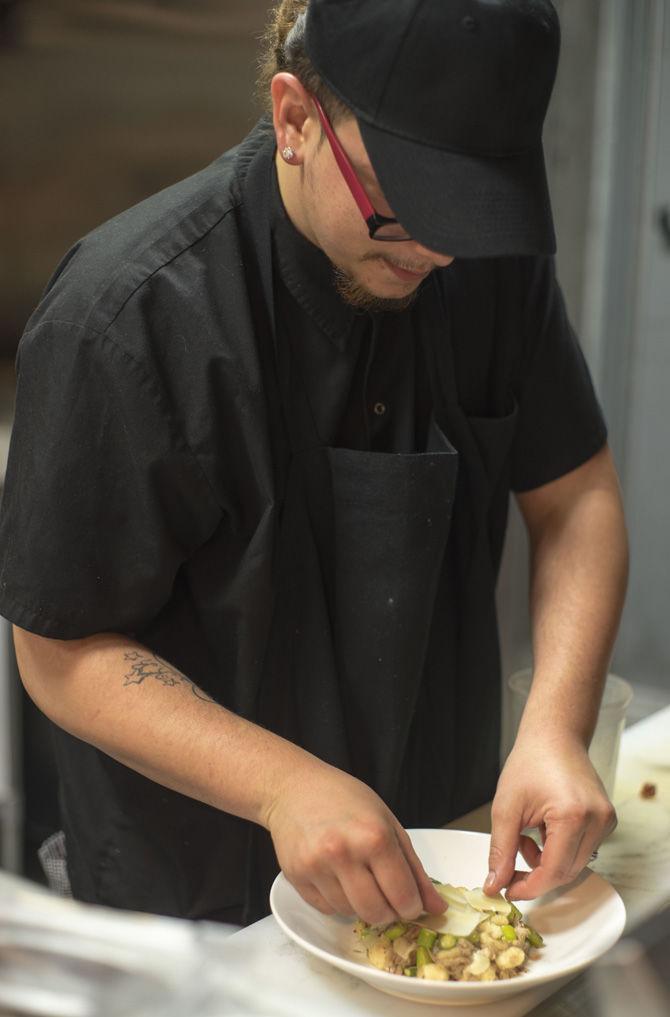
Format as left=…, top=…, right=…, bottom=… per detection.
left=373, top=401, right=387, bottom=416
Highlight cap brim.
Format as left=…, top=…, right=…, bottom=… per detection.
left=359, top=120, right=556, bottom=258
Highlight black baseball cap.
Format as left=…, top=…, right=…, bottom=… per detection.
left=304, top=0, right=560, bottom=258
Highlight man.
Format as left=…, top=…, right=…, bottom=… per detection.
left=0, top=0, right=626, bottom=927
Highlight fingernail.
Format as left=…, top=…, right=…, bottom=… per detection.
left=484, top=870, right=496, bottom=890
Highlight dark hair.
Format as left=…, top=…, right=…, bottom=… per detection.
left=256, top=0, right=351, bottom=124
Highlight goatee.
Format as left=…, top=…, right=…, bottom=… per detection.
left=332, top=265, right=420, bottom=313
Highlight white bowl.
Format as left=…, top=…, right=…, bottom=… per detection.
left=270, top=828, right=626, bottom=1005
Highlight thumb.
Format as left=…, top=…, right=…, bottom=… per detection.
left=486, top=802, right=522, bottom=896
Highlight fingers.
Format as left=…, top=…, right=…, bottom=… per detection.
left=366, top=832, right=425, bottom=920
left=394, top=825, right=448, bottom=915
left=311, top=870, right=383, bottom=920
left=505, top=822, right=584, bottom=899
left=331, top=825, right=440, bottom=923
left=518, top=833, right=542, bottom=870
left=294, top=881, right=336, bottom=915
left=337, top=866, right=402, bottom=924
left=494, top=835, right=543, bottom=897
left=486, top=800, right=524, bottom=896
left=289, top=823, right=431, bottom=925
left=293, top=860, right=395, bottom=923
left=505, top=802, right=616, bottom=900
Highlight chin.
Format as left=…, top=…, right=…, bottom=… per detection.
left=332, top=263, right=420, bottom=313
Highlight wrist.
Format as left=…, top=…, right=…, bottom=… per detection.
left=514, top=671, right=604, bottom=750
left=257, top=742, right=329, bottom=832
left=514, top=716, right=590, bottom=754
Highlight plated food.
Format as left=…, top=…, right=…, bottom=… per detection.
left=354, top=882, right=544, bottom=982
left=270, top=828, right=626, bottom=1005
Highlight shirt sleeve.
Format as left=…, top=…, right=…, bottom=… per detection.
left=0, top=320, right=224, bottom=638
left=510, top=257, right=608, bottom=493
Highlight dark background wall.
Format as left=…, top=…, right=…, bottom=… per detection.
left=0, top=0, right=273, bottom=359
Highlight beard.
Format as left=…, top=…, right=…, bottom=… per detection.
left=331, top=262, right=421, bottom=313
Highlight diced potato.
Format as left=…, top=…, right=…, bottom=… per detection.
left=392, top=935, right=416, bottom=961
left=495, top=946, right=526, bottom=970
left=418, top=963, right=448, bottom=981
left=480, top=933, right=502, bottom=952
left=368, top=939, right=394, bottom=970
left=435, top=946, right=463, bottom=964
left=465, top=949, right=491, bottom=977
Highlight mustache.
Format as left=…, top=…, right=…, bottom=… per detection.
left=375, top=254, right=433, bottom=274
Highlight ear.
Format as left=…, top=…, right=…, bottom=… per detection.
left=271, top=73, right=318, bottom=164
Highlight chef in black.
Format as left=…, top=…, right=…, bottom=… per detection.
left=0, top=0, right=626, bottom=926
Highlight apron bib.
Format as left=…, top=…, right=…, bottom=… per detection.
left=245, top=314, right=458, bottom=919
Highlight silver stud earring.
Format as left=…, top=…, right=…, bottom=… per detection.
left=282, top=145, right=295, bottom=162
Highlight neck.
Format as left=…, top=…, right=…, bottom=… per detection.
left=275, top=150, right=318, bottom=247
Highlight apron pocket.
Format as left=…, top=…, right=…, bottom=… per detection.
left=325, top=434, right=457, bottom=796
left=466, top=399, right=518, bottom=491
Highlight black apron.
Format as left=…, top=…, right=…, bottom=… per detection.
left=238, top=140, right=507, bottom=923
left=244, top=316, right=458, bottom=915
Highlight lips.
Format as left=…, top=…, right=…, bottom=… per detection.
left=382, top=258, right=431, bottom=282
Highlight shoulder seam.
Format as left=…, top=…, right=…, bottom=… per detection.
left=101, top=201, right=240, bottom=334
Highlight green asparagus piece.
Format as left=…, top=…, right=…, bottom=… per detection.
left=508, top=903, right=522, bottom=924
left=403, top=965, right=417, bottom=977
left=526, top=926, right=544, bottom=948
left=416, top=927, right=438, bottom=949
left=439, top=933, right=457, bottom=949
left=501, top=924, right=516, bottom=942
left=385, top=922, right=408, bottom=941
left=416, top=945, right=433, bottom=968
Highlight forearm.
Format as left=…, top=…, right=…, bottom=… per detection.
left=13, top=626, right=320, bottom=829
left=487, top=450, right=624, bottom=899
left=518, top=455, right=628, bottom=747
left=14, top=625, right=447, bottom=923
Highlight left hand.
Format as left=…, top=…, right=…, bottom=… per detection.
left=484, top=732, right=617, bottom=901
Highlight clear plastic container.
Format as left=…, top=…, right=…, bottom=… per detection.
left=507, top=670, right=633, bottom=798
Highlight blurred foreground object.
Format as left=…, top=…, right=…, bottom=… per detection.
left=0, top=868, right=312, bottom=1017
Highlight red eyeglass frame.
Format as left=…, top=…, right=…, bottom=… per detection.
left=311, top=95, right=410, bottom=242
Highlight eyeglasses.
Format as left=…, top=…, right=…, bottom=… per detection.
left=311, top=95, right=411, bottom=242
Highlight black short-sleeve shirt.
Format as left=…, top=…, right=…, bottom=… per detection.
left=0, top=120, right=608, bottom=918
left=0, top=120, right=606, bottom=650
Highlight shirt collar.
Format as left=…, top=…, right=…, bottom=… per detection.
left=270, top=157, right=365, bottom=352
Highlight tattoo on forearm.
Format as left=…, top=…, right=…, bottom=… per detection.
left=122, top=651, right=218, bottom=705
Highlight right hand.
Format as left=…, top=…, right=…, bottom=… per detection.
left=263, top=758, right=447, bottom=924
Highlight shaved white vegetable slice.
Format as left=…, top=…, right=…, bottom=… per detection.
left=462, top=887, right=511, bottom=915
left=418, top=883, right=511, bottom=937
left=432, top=883, right=469, bottom=908
left=421, top=906, right=483, bottom=938
left=420, top=884, right=483, bottom=937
